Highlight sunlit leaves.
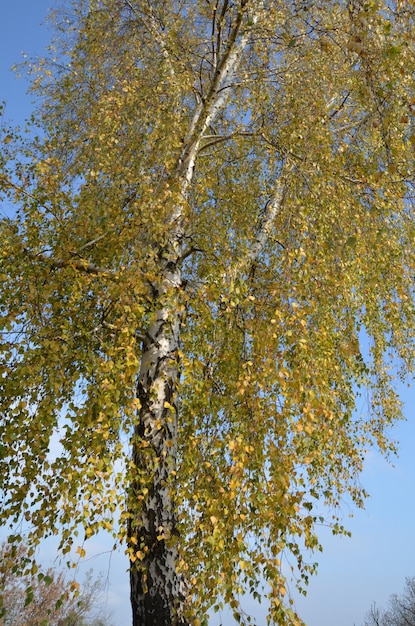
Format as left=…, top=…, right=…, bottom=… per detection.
left=2, top=0, right=415, bottom=624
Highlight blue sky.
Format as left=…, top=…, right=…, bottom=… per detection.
left=1, top=3, right=415, bottom=626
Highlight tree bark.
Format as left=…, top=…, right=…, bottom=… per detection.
left=128, top=234, right=187, bottom=625
left=126, top=4, right=264, bottom=622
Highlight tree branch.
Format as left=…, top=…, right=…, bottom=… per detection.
left=121, top=0, right=178, bottom=84
left=24, top=249, right=112, bottom=276
left=199, top=130, right=255, bottom=151
left=229, top=178, right=286, bottom=280
left=175, top=0, right=264, bottom=192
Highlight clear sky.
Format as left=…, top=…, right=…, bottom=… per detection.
left=1, top=3, right=415, bottom=626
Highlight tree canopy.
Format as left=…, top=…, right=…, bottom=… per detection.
left=2, top=0, right=415, bottom=624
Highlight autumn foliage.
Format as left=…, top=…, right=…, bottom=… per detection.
left=2, top=0, right=415, bottom=624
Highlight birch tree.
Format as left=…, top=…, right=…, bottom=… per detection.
left=2, top=0, right=415, bottom=624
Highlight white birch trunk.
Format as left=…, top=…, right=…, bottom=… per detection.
left=129, top=248, right=185, bottom=626
left=128, top=3, right=269, bottom=624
